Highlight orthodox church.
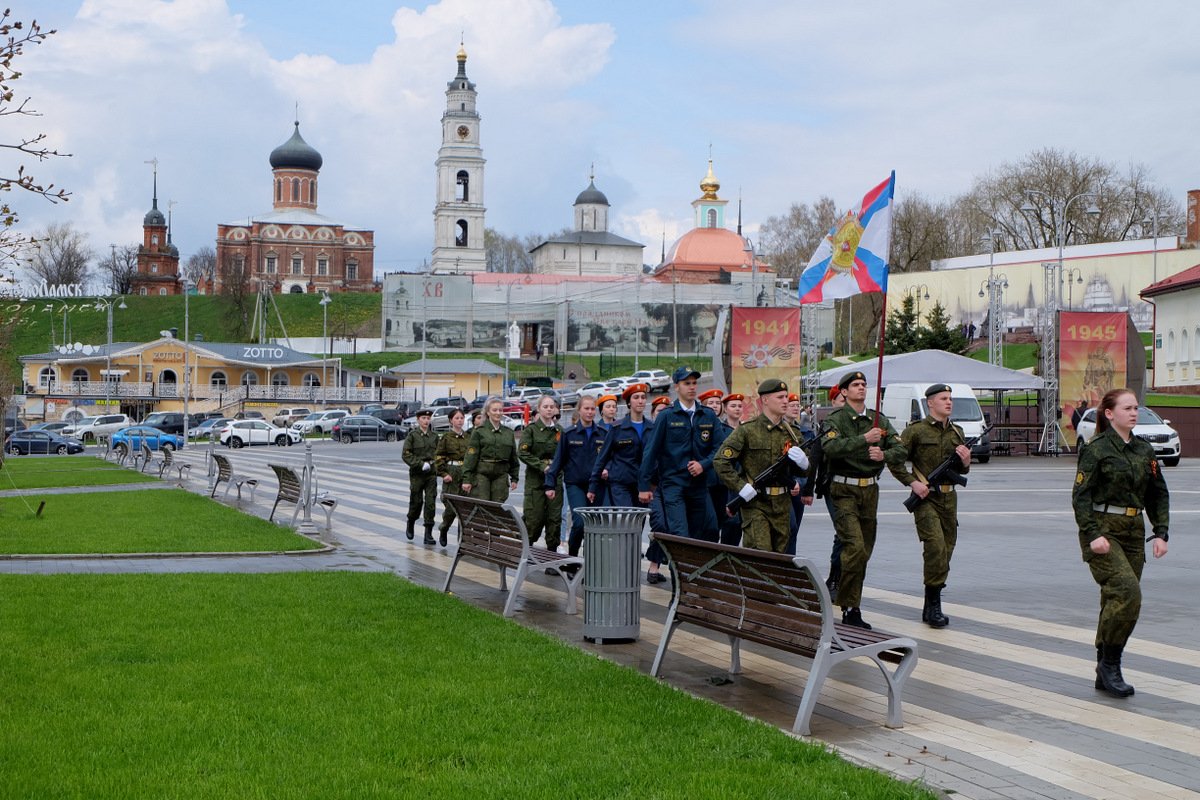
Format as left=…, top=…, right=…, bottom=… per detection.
left=130, top=166, right=181, bottom=296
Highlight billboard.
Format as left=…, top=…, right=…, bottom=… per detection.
left=1059, top=311, right=1130, bottom=445
left=729, top=307, right=802, bottom=406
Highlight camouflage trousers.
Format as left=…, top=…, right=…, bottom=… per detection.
left=407, top=471, right=438, bottom=526
left=524, top=473, right=563, bottom=550
left=470, top=469, right=512, bottom=503
left=438, top=479, right=464, bottom=537
left=830, top=482, right=878, bottom=609
left=913, top=491, right=958, bottom=587
left=740, top=495, right=792, bottom=553
left=1080, top=513, right=1146, bottom=647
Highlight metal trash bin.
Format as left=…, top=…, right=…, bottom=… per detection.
left=578, top=507, right=648, bottom=643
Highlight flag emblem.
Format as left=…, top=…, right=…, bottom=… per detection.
left=798, top=171, right=895, bottom=304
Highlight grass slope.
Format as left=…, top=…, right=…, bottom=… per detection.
left=0, top=489, right=321, bottom=554
left=0, top=455, right=155, bottom=490
left=0, top=572, right=936, bottom=799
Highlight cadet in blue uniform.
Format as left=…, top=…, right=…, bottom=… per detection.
left=590, top=383, right=651, bottom=507
left=546, top=395, right=605, bottom=558
left=644, top=395, right=673, bottom=583
left=638, top=366, right=719, bottom=541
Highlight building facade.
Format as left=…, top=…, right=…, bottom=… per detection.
left=215, top=122, right=376, bottom=295
left=529, top=173, right=644, bottom=276
left=431, top=45, right=487, bottom=274
left=131, top=169, right=181, bottom=296
left=1142, top=263, right=1200, bottom=390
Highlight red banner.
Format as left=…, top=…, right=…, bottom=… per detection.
left=1060, top=311, right=1128, bottom=445
left=730, top=307, right=802, bottom=407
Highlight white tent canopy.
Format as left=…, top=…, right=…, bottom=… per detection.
left=813, top=350, right=1044, bottom=392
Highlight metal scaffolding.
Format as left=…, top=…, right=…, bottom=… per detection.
left=1038, top=262, right=1061, bottom=454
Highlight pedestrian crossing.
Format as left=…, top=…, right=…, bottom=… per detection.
left=179, top=445, right=1200, bottom=799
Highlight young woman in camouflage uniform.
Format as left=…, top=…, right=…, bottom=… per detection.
left=1072, top=388, right=1169, bottom=698
left=519, top=395, right=564, bottom=550
left=433, top=408, right=469, bottom=547
left=462, top=397, right=519, bottom=502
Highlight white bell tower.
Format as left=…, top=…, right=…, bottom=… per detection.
left=432, top=44, right=487, bottom=274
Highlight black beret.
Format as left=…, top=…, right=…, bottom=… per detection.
left=416, top=408, right=433, bottom=417
left=837, top=371, right=866, bottom=391
left=925, top=383, right=952, bottom=398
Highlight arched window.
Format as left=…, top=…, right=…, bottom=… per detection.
left=275, top=179, right=282, bottom=202
left=139, top=287, right=148, bottom=296
left=1166, top=331, right=1176, bottom=363
left=158, top=288, right=167, bottom=296
left=291, top=178, right=300, bottom=201
left=159, top=369, right=178, bottom=384
left=706, top=209, right=717, bottom=228
left=210, top=371, right=228, bottom=388
left=38, top=366, right=57, bottom=387
left=72, top=368, right=88, bottom=382
left=302, top=372, right=321, bottom=387
left=456, top=170, right=469, bottom=202
left=1194, top=327, right=1200, bottom=362
left=455, top=219, right=468, bottom=247
left=271, top=372, right=289, bottom=386
left=310, top=179, right=316, bottom=204
left=289, top=284, right=304, bottom=294
left=1183, top=330, right=1191, bottom=365
left=241, top=371, right=258, bottom=386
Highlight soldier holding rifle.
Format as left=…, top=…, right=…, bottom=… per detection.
left=714, top=378, right=810, bottom=553
left=887, top=383, right=972, bottom=628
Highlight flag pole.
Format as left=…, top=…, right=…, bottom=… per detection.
left=872, top=170, right=896, bottom=427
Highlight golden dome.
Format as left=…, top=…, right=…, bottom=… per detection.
left=699, top=159, right=720, bottom=200
left=457, top=43, right=467, bottom=62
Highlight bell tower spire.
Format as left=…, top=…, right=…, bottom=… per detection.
left=432, top=42, right=486, bottom=273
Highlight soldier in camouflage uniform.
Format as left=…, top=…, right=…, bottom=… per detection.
left=401, top=408, right=441, bottom=545
left=888, top=384, right=972, bottom=628
left=819, top=370, right=906, bottom=630
left=462, top=397, right=519, bottom=502
left=1072, top=388, right=1169, bottom=698
left=433, top=408, right=469, bottom=547
left=519, top=395, right=564, bottom=550
left=714, top=378, right=810, bottom=553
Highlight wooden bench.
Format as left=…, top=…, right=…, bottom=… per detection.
left=210, top=452, right=259, bottom=502
left=268, top=463, right=338, bottom=531
left=155, top=445, right=193, bottom=481
left=650, top=533, right=918, bottom=736
left=441, top=494, right=584, bottom=618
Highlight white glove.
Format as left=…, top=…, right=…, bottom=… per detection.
left=787, top=446, right=809, bottom=470
left=738, top=483, right=758, bottom=502
left=422, top=461, right=431, bottom=472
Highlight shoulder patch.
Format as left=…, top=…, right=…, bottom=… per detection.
left=722, top=447, right=734, bottom=458
left=1075, top=471, right=1084, bottom=484
left=825, top=430, right=838, bottom=439
left=467, top=446, right=477, bottom=454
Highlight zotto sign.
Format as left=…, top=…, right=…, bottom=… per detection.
left=242, top=346, right=286, bottom=360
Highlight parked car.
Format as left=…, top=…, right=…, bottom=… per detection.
left=4, top=414, right=26, bottom=438
left=189, top=417, right=233, bottom=440
left=360, top=403, right=384, bottom=414
left=63, top=413, right=133, bottom=442
left=220, top=420, right=301, bottom=448
left=401, top=408, right=452, bottom=432
left=233, top=410, right=265, bottom=421
left=189, top=410, right=225, bottom=427
left=332, top=415, right=405, bottom=443
left=5, top=429, right=85, bottom=456
left=1075, top=406, right=1182, bottom=466
left=110, top=425, right=185, bottom=457
left=578, top=379, right=624, bottom=400
left=272, top=407, right=312, bottom=427
left=430, top=395, right=468, bottom=410
left=27, top=421, right=72, bottom=434
left=368, top=408, right=406, bottom=425
left=291, top=410, right=349, bottom=435
left=505, top=387, right=545, bottom=405
left=631, top=369, right=672, bottom=393
left=538, top=387, right=578, bottom=408
left=142, top=411, right=186, bottom=436
left=395, top=400, right=424, bottom=418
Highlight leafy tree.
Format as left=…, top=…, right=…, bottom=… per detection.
left=0, top=12, right=69, bottom=269
left=100, top=244, right=138, bottom=294
left=918, top=300, right=967, bottom=354
left=485, top=228, right=536, bottom=273
left=758, top=196, right=838, bottom=281
left=30, top=221, right=91, bottom=285
left=184, top=246, right=217, bottom=286
left=882, top=293, right=920, bottom=354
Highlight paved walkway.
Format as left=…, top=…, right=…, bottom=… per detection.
left=4, top=446, right=1199, bottom=800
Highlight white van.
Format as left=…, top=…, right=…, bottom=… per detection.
left=872, top=383, right=991, bottom=463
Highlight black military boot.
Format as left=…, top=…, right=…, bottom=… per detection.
left=924, top=585, right=949, bottom=628
left=825, top=564, right=840, bottom=598
left=423, top=524, right=436, bottom=546
left=438, top=527, right=448, bottom=547
left=405, top=518, right=416, bottom=541
left=1096, top=643, right=1135, bottom=697
left=842, top=607, right=872, bottom=630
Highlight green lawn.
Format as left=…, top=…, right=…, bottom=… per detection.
left=0, top=489, right=322, bottom=554
left=0, top=455, right=156, bottom=490
left=0, top=572, right=936, bottom=799
left=969, top=343, right=1039, bottom=370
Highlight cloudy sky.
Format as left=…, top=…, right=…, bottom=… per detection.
left=10, top=0, right=1200, bottom=278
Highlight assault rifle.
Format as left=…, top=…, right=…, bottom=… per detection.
left=902, top=425, right=992, bottom=513
left=726, top=434, right=818, bottom=514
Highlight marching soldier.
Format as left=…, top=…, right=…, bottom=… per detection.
left=462, top=397, right=519, bottom=502
left=433, top=407, right=469, bottom=547
left=402, top=408, right=441, bottom=545
left=888, top=383, right=972, bottom=628
left=1072, top=388, right=1170, bottom=697
left=519, top=395, right=564, bottom=550
left=820, top=370, right=906, bottom=629
left=717, top=392, right=745, bottom=546
left=546, top=395, right=604, bottom=559
left=714, top=378, right=809, bottom=553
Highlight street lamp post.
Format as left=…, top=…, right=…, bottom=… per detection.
left=96, top=295, right=128, bottom=419
left=180, top=277, right=193, bottom=442
left=979, top=230, right=1007, bottom=367
left=1021, top=190, right=1100, bottom=454
left=1143, top=212, right=1169, bottom=284
left=1064, top=267, right=1084, bottom=310
left=904, top=284, right=930, bottom=326
left=319, top=291, right=331, bottom=408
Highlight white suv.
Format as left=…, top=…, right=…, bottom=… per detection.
left=291, top=410, right=349, bottom=435
left=64, top=413, right=133, bottom=442
left=631, top=369, right=671, bottom=392
left=1076, top=406, right=1181, bottom=466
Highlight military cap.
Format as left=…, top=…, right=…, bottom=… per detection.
left=672, top=366, right=701, bottom=383
left=698, top=389, right=723, bottom=402
left=721, top=392, right=744, bottom=405
left=837, top=371, right=867, bottom=391
left=415, top=408, right=433, bottom=418
left=597, top=394, right=618, bottom=407
left=622, top=383, right=649, bottom=401
left=925, top=383, right=953, bottom=398
left=757, top=377, right=788, bottom=395
left=651, top=395, right=672, bottom=409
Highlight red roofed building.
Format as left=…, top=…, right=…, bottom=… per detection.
left=1141, top=262, right=1200, bottom=390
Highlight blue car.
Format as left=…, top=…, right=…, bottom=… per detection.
left=6, top=429, right=86, bottom=456
left=110, top=425, right=185, bottom=457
